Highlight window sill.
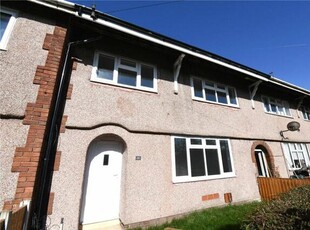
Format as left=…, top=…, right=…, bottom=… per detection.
left=172, top=174, right=236, bottom=184
left=0, top=44, right=9, bottom=51
left=90, top=77, right=158, bottom=94
left=264, top=111, right=293, bottom=119
left=192, top=98, right=240, bottom=109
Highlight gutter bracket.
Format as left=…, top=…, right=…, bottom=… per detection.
left=249, top=80, right=262, bottom=109
left=173, top=54, right=185, bottom=94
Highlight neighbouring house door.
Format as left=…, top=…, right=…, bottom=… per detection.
left=255, top=149, right=270, bottom=177
left=81, top=141, right=123, bottom=224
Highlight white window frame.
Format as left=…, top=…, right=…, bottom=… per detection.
left=262, top=96, right=291, bottom=117
left=282, top=143, right=310, bottom=170
left=0, top=7, right=17, bottom=50
left=301, top=106, right=310, bottom=121
left=190, top=77, right=239, bottom=107
left=91, top=51, right=157, bottom=92
left=171, top=136, right=235, bottom=183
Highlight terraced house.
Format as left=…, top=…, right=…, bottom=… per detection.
left=1, top=0, right=309, bottom=229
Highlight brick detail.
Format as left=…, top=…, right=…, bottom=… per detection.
left=54, top=151, right=61, bottom=171
left=4, top=26, right=67, bottom=211
left=202, top=193, right=219, bottom=201
left=43, top=34, right=53, bottom=50
left=224, top=193, right=233, bottom=203
left=66, top=84, right=73, bottom=99
left=60, top=115, right=67, bottom=133
left=72, top=60, right=78, bottom=70
left=47, top=192, right=55, bottom=215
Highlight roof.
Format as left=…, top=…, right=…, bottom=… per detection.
left=27, top=0, right=310, bottom=97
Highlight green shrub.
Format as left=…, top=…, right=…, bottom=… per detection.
left=242, top=185, right=310, bottom=230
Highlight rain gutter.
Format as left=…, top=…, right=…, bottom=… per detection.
left=27, top=0, right=310, bottom=96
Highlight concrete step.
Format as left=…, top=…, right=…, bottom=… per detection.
left=81, top=219, right=122, bottom=230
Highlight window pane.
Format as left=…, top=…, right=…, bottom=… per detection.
left=294, top=159, right=301, bottom=168
left=302, top=109, right=308, bottom=119
left=206, top=140, right=216, bottom=145
left=270, top=104, right=277, bottom=113
left=120, top=58, right=136, bottom=68
left=262, top=97, right=270, bottom=112
left=190, top=139, right=202, bottom=145
left=193, top=79, right=203, bottom=98
left=290, top=143, right=297, bottom=150
left=118, top=68, right=137, bottom=86
left=97, top=55, right=115, bottom=80
left=228, top=88, right=237, bottom=105
left=220, top=140, right=232, bottom=172
left=174, top=138, right=188, bottom=176
left=297, top=151, right=305, bottom=160
left=217, top=91, right=228, bottom=104
left=205, top=149, right=220, bottom=175
left=190, top=149, right=206, bottom=177
left=302, top=108, right=310, bottom=120
left=0, top=12, right=10, bottom=41
left=285, top=107, right=291, bottom=116
left=278, top=106, right=284, bottom=115
left=217, top=84, right=225, bottom=90
left=205, top=81, right=214, bottom=87
left=297, top=144, right=302, bottom=150
left=141, top=65, right=154, bottom=88
left=205, top=89, right=216, bottom=102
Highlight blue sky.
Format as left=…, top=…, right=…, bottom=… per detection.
left=70, top=0, right=310, bottom=90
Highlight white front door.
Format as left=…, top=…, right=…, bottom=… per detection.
left=81, top=141, right=123, bottom=224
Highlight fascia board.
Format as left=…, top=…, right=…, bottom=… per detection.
left=27, top=0, right=269, bottom=82
left=27, top=0, right=310, bottom=96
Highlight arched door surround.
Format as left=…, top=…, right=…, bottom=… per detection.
left=251, top=141, right=278, bottom=178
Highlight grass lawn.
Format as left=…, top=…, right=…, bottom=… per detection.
left=132, top=202, right=261, bottom=230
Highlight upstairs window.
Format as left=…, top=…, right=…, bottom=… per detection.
left=172, top=136, right=235, bottom=183
left=191, top=77, right=238, bottom=107
left=282, top=143, right=310, bottom=170
left=301, top=107, right=310, bottom=121
left=0, top=8, right=17, bottom=50
left=262, top=96, right=291, bottom=117
left=91, top=52, right=157, bottom=92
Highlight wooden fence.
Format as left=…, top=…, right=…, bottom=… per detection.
left=257, top=177, right=310, bottom=201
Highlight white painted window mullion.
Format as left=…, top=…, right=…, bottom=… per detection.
left=217, top=140, right=224, bottom=174
left=186, top=138, right=192, bottom=178
left=137, top=64, right=141, bottom=87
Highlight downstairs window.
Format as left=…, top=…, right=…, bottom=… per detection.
left=172, top=137, right=235, bottom=183
left=282, top=143, right=310, bottom=170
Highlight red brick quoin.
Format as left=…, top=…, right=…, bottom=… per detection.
left=3, top=26, right=68, bottom=212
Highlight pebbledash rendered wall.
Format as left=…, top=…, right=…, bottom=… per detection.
left=0, top=11, right=55, bottom=210
left=49, top=39, right=310, bottom=228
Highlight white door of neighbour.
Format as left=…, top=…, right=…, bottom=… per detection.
left=255, top=149, right=270, bottom=177
left=81, top=141, right=123, bottom=224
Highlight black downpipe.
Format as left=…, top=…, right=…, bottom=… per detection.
left=30, top=36, right=102, bottom=229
